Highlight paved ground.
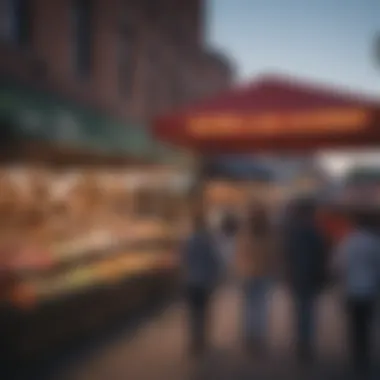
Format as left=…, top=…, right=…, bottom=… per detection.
left=56, top=285, right=380, bottom=380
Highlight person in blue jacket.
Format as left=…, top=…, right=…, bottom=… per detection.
left=181, top=211, right=221, bottom=356
left=332, top=209, right=380, bottom=377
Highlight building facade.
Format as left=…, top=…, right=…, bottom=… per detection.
left=0, top=0, right=235, bottom=159
left=198, top=49, right=235, bottom=99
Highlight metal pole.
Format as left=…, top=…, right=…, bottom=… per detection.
left=189, top=153, right=207, bottom=218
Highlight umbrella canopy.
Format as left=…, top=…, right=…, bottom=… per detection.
left=153, top=74, right=380, bottom=154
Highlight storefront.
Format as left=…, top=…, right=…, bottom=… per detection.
left=0, top=78, right=193, bottom=361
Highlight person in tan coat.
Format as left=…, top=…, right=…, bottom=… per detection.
left=235, top=203, right=277, bottom=352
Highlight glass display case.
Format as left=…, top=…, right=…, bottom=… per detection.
left=0, top=163, right=192, bottom=360
left=0, top=164, right=192, bottom=305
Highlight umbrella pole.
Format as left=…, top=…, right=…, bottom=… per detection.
left=190, top=154, right=207, bottom=220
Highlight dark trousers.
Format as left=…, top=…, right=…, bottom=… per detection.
left=346, top=297, right=375, bottom=374
left=293, top=293, right=317, bottom=360
left=185, top=286, right=211, bottom=354
left=242, top=277, right=271, bottom=344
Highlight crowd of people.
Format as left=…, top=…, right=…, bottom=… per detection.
left=181, top=197, right=380, bottom=378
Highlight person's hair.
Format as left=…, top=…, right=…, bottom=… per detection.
left=292, top=197, right=316, bottom=219
left=353, top=210, right=379, bottom=232
left=220, top=213, right=239, bottom=236
left=248, top=205, right=270, bottom=237
left=192, top=209, right=206, bottom=230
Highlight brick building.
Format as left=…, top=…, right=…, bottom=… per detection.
left=0, top=0, right=235, bottom=160
left=199, top=49, right=235, bottom=98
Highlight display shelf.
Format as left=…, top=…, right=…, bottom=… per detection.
left=49, top=220, right=178, bottom=262
left=2, top=219, right=183, bottom=310
left=0, top=268, right=179, bottom=364
left=7, top=249, right=179, bottom=309
left=7, top=220, right=182, bottom=275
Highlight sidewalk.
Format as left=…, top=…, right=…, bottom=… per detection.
left=58, top=285, right=379, bottom=380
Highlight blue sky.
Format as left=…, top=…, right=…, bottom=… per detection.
left=207, top=0, right=380, bottom=95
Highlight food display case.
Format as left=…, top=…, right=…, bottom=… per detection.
left=0, top=163, right=192, bottom=361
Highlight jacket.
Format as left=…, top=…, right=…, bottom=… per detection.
left=332, top=229, right=380, bottom=298
left=181, top=229, right=220, bottom=288
left=235, top=227, right=276, bottom=279
left=283, top=219, right=328, bottom=295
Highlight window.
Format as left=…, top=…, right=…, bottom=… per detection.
left=170, top=70, right=186, bottom=108
left=0, top=116, right=20, bottom=145
left=144, top=42, right=165, bottom=115
left=147, top=73, right=162, bottom=116
left=142, top=1, right=160, bottom=22
left=118, top=25, right=136, bottom=97
left=0, top=0, right=13, bottom=41
left=71, top=0, right=93, bottom=79
left=0, top=0, right=32, bottom=47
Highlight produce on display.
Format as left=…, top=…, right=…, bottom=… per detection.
left=0, top=165, right=187, bottom=309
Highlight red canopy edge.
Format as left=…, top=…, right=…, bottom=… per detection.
left=152, top=74, right=380, bottom=153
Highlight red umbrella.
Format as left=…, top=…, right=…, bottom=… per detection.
left=153, top=74, right=380, bottom=154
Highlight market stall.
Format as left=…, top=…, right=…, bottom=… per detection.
left=0, top=145, right=192, bottom=361
left=152, top=74, right=380, bottom=241
left=153, top=75, right=380, bottom=153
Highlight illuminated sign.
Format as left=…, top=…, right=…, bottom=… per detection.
left=186, top=108, right=370, bottom=138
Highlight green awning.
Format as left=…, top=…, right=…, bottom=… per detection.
left=0, top=79, right=153, bottom=158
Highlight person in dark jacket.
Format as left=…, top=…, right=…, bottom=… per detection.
left=181, top=211, right=221, bottom=356
left=283, top=197, right=329, bottom=362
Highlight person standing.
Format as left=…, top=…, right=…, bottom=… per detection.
left=282, top=197, right=329, bottom=363
left=235, top=204, right=276, bottom=353
left=216, top=212, right=239, bottom=281
left=181, top=212, right=221, bottom=356
left=331, top=210, right=380, bottom=377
